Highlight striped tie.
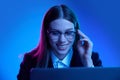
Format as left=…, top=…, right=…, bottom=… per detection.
left=54, top=60, right=68, bottom=68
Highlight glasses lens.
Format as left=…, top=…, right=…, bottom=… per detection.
left=65, top=31, right=76, bottom=40
left=48, top=30, right=76, bottom=40
left=48, top=31, right=60, bottom=40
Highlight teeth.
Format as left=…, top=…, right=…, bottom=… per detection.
left=57, top=43, right=68, bottom=50
left=58, top=45, right=66, bottom=49
left=59, top=46, right=65, bottom=48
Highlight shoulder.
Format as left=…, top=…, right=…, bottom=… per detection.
left=23, top=48, right=38, bottom=66
left=17, top=48, right=38, bottom=80
left=91, top=52, right=102, bottom=67
left=24, top=48, right=38, bottom=59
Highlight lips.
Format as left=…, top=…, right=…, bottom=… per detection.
left=57, top=44, right=68, bottom=50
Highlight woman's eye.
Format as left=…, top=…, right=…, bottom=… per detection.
left=65, top=31, right=74, bottom=35
left=51, top=31, right=60, bottom=35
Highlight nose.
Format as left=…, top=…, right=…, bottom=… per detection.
left=58, top=34, right=67, bottom=43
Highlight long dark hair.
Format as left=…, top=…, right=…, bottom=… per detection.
left=34, top=4, right=80, bottom=68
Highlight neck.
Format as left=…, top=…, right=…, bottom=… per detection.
left=52, top=48, right=73, bottom=60
left=54, top=53, right=68, bottom=60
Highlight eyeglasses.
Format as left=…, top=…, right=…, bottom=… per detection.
left=47, top=30, right=76, bottom=40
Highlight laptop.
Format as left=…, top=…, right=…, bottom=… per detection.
left=30, top=67, right=120, bottom=80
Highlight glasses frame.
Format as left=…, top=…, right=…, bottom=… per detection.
left=47, top=30, right=76, bottom=41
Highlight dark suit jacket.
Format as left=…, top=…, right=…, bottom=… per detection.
left=17, top=49, right=102, bottom=80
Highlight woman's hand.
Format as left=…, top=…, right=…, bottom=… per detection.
left=77, top=30, right=94, bottom=67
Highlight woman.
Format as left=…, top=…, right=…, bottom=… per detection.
left=17, top=4, right=102, bottom=80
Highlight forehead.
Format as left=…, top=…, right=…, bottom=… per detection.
left=49, top=19, right=75, bottom=31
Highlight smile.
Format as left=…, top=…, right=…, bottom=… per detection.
left=57, top=44, right=68, bottom=50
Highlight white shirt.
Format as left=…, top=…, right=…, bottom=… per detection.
left=51, top=49, right=73, bottom=68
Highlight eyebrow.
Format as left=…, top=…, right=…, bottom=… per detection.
left=49, top=28, right=75, bottom=31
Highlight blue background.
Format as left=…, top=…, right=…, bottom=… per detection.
left=0, top=0, right=120, bottom=80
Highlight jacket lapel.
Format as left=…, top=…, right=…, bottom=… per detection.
left=48, top=57, right=53, bottom=68
left=47, top=52, right=83, bottom=68
left=70, top=52, right=83, bottom=67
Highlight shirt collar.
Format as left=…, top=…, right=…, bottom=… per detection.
left=51, top=49, right=73, bottom=67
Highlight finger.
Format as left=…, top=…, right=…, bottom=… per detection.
left=78, top=38, right=89, bottom=46
left=78, top=39, right=85, bottom=46
left=77, top=29, right=89, bottom=39
left=78, top=38, right=93, bottom=47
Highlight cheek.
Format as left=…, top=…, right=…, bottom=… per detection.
left=69, top=37, right=75, bottom=44
left=48, top=39, right=57, bottom=47
left=69, top=40, right=75, bottom=47
left=69, top=38, right=76, bottom=48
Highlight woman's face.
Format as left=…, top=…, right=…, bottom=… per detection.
left=48, top=19, right=76, bottom=59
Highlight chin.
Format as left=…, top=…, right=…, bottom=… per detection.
left=56, top=49, right=69, bottom=55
